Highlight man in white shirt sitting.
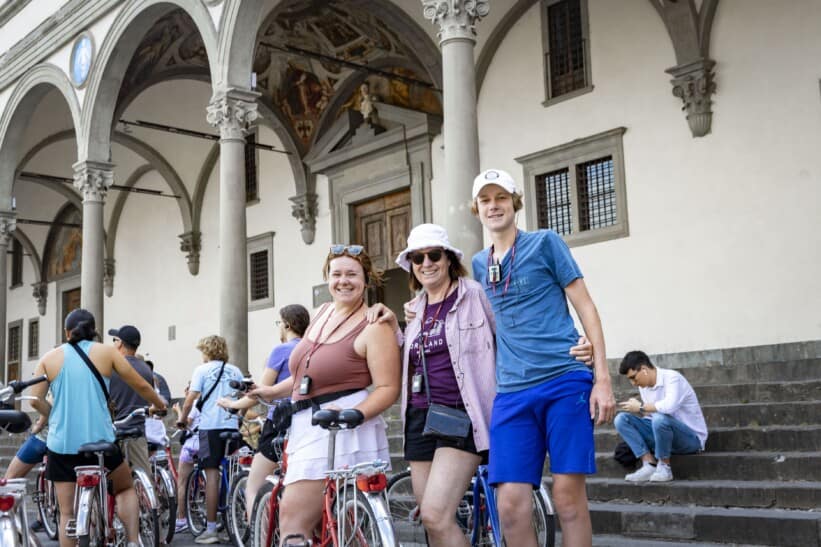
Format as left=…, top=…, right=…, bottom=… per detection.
left=615, top=350, right=708, bottom=482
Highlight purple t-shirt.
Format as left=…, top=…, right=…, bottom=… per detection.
left=409, top=290, right=463, bottom=408
left=265, top=338, right=299, bottom=419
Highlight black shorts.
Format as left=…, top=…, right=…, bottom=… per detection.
left=45, top=447, right=125, bottom=483
left=198, top=429, right=240, bottom=469
left=404, top=406, right=488, bottom=463
left=257, top=418, right=285, bottom=463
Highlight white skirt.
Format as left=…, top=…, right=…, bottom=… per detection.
left=284, top=390, right=391, bottom=485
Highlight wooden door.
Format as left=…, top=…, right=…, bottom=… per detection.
left=353, top=189, right=411, bottom=271
left=61, top=288, right=81, bottom=342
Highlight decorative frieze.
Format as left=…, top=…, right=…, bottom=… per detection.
left=422, top=0, right=490, bottom=43
left=72, top=160, right=114, bottom=203
left=179, top=230, right=202, bottom=275
left=290, top=193, right=318, bottom=245
left=103, top=258, right=115, bottom=297
left=206, top=91, right=259, bottom=141
left=667, top=59, right=716, bottom=138
left=31, top=282, right=47, bottom=316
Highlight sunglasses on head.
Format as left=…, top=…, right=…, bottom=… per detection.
left=408, top=249, right=444, bottom=265
left=330, top=244, right=364, bottom=256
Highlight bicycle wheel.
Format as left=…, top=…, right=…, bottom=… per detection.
left=386, top=470, right=426, bottom=545
left=155, top=466, right=177, bottom=544
left=133, top=473, right=160, bottom=547
left=36, top=469, right=59, bottom=540
left=249, top=481, right=280, bottom=547
left=532, top=488, right=555, bottom=547
left=337, top=485, right=391, bottom=547
left=76, top=489, right=105, bottom=547
left=185, top=467, right=208, bottom=536
left=226, top=470, right=250, bottom=547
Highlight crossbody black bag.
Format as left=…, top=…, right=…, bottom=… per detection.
left=417, top=334, right=471, bottom=442
left=196, top=361, right=226, bottom=412
left=69, top=341, right=117, bottom=420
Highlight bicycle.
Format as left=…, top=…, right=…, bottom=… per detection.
left=280, top=408, right=397, bottom=547
left=386, top=465, right=555, bottom=546
left=148, top=430, right=178, bottom=544
left=65, top=408, right=160, bottom=547
left=183, top=429, right=251, bottom=542
left=0, top=374, right=49, bottom=547
left=34, top=454, right=60, bottom=541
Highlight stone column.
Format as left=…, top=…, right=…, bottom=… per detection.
left=0, top=211, right=16, bottom=377
left=206, top=89, right=258, bottom=374
left=423, top=0, right=488, bottom=270
left=73, top=161, right=114, bottom=328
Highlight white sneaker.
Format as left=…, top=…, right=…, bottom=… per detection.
left=650, top=464, right=674, bottom=482
left=194, top=530, right=220, bottom=544
left=624, top=463, right=657, bottom=482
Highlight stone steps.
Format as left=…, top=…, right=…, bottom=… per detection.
left=589, top=501, right=821, bottom=547
left=614, top=379, right=821, bottom=406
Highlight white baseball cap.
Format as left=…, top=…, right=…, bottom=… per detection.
left=395, top=223, right=464, bottom=272
left=472, top=169, right=520, bottom=199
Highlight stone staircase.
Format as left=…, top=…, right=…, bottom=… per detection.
left=386, top=356, right=821, bottom=546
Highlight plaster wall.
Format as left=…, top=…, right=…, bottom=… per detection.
left=476, top=0, right=821, bottom=357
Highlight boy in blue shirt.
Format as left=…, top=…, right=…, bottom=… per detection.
left=471, top=169, right=615, bottom=547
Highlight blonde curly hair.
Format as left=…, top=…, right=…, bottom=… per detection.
left=196, top=335, right=229, bottom=362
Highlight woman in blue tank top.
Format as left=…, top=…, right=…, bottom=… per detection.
left=29, top=309, right=166, bottom=547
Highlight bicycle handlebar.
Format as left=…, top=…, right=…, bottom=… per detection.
left=0, top=374, right=48, bottom=403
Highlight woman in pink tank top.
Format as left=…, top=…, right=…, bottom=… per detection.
left=247, top=245, right=400, bottom=542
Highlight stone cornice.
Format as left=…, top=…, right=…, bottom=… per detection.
left=0, top=210, right=16, bottom=246
left=0, top=0, right=117, bottom=93
left=0, top=0, right=33, bottom=29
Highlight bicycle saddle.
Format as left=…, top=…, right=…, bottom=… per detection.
left=79, top=440, right=119, bottom=456
left=219, top=430, right=242, bottom=441
left=311, top=408, right=364, bottom=429
left=0, top=409, right=31, bottom=433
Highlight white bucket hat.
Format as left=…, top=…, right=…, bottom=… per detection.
left=472, top=169, right=520, bottom=199
left=395, top=223, right=464, bottom=272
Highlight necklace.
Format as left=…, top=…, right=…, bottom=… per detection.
left=415, top=281, right=453, bottom=363
left=302, top=300, right=364, bottom=371
left=487, top=230, right=519, bottom=297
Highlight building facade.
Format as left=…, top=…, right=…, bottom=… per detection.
left=1, top=0, right=819, bottom=393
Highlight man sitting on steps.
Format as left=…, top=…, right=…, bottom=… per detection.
left=615, top=350, right=708, bottom=482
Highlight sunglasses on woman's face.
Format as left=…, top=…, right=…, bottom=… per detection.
left=409, top=249, right=444, bottom=265
left=330, top=244, right=364, bottom=256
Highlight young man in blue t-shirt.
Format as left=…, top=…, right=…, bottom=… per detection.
left=471, top=169, right=616, bottom=547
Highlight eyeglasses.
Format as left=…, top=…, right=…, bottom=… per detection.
left=275, top=320, right=289, bottom=329
left=408, top=249, right=444, bottom=265
left=330, top=244, right=364, bottom=256
left=626, top=367, right=642, bottom=384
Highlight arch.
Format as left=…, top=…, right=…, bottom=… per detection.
left=80, top=0, right=219, bottom=162
left=218, top=0, right=267, bottom=90
left=105, top=164, right=155, bottom=262
left=475, top=0, right=539, bottom=95
left=41, top=202, right=84, bottom=283
left=191, top=142, right=220, bottom=231
left=15, top=129, right=193, bottom=235
left=0, top=63, right=81, bottom=209
left=11, top=227, right=43, bottom=284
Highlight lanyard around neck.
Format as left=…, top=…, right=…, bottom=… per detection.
left=488, top=231, right=519, bottom=297
left=303, top=300, right=364, bottom=370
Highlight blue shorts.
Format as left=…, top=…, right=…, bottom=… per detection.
left=16, top=435, right=47, bottom=464
left=489, top=370, right=595, bottom=486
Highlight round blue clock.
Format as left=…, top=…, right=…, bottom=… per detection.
left=70, top=33, right=94, bottom=88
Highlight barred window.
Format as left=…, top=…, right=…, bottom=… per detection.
left=541, top=0, right=592, bottom=105
left=249, top=250, right=269, bottom=301
left=245, top=131, right=259, bottom=203
left=28, top=318, right=39, bottom=360
left=517, top=127, right=628, bottom=247
left=8, top=322, right=21, bottom=365
left=247, top=232, right=275, bottom=310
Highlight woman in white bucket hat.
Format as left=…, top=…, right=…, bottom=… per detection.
left=373, top=223, right=497, bottom=547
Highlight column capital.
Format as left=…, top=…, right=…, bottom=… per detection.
left=32, top=281, right=48, bottom=316
left=0, top=210, right=16, bottom=247
left=666, top=58, right=716, bottom=137
left=206, top=89, right=259, bottom=141
left=73, top=160, right=114, bottom=203
left=422, top=0, right=489, bottom=43
left=289, top=193, right=318, bottom=245
left=179, top=230, right=202, bottom=275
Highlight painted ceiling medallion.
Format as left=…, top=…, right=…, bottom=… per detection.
left=70, top=32, right=94, bottom=88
